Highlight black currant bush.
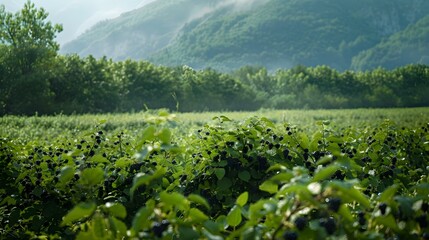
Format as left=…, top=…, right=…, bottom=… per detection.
left=0, top=112, right=428, bottom=239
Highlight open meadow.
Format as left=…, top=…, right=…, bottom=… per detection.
left=1, top=108, right=429, bottom=239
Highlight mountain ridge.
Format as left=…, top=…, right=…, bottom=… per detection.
left=61, top=0, right=429, bottom=71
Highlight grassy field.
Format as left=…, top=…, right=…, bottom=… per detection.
left=2, top=108, right=429, bottom=140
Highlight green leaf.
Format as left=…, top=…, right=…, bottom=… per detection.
left=394, top=196, right=414, bottom=220
left=267, top=164, right=287, bottom=172
left=236, top=192, right=249, bottom=207
left=93, top=214, right=106, bottom=238
left=323, top=120, right=330, bottom=126
left=298, top=133, right=310, bottom=149
left=219, top=116, right=232, bottom=122
left=259, top=181, right=278, bottom=194
left=130, top=173, right=151, bottom=199
left=114, top=157, right=133, bottom=168
left=202, top=228, right=224, bottom=240
left=217, top=177, right=232, bottom=191
left=218, top=160, right=228, bottom=167
left=158, top=128, right=171, bottom=144
left=104, top=202, right=126, bottom=219
left=79, top=168, right=104, bottom=187
left=226, top=206, right=242, bottom=227
left=109, top=217, right=127, bottom=238
left=203, top=220, right=222, bottom=234
left=378, top=184, right=399, bottom=203
left=269, top=172, right=294, bottom=183
left=131, top=206, right=153, bottom=235
left=312, top=164, right=340, bottom=182
left=88, top=154, right=109, bottom=164
left=279, top=185, right=317, bottom=204
left=214, top=168, right=226, bottom=180
left=61, top=202, right=96, bottom=226
left=315, top=155, right=333, bottom=166
left=328, top=181, right=370, bottom=208
left=188, top=194, right=210, bottom=210
left=238, top=170, right=251, bottom=182
left=58, top=166, right=74, bottom=185
left=188, top=208, right=209, bottom=223
left=338, top=205, right=353, bottom=222
left=130, top=167, right=166, bottom=199
left=140, top=125, right=156, bottom=142
left=76, top=231, right=95, bottom=240
left=179, top=226, right=200, bottom=240
left=374, top=215, right=399, bottom=232
left=160, top=191, right=189, bottom=210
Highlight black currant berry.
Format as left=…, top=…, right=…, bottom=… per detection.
left=327, top=198, right=342, bottom=212
left=357, top=211, right=366, bottom=225
left=378, top=203, right=387, bottom=215
left=422, top=202, right=429, bottom=212
left=161, top=219, right=170, bottom=228
left=152, top=221, right=169, bottom=238
left=294, top=216, right=307, bottom=231
left=320, top=217, right=336, bottom=235
left=416, top=215, right=428, bottom=228
left=283, top=149, right=290, bottom=158
left=282, top=231, right=298, bottom=240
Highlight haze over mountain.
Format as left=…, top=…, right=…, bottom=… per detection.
left=61, top=0, right=429, bottom=71
left=1, top=0, right=155, bottom=45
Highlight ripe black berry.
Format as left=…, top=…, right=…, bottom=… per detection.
left=282, top=231, right=298, bottom=240
left=378, top=203, right=387, bottom=215
left=283, top=149, right=290, bottom=158
left=320, top=217, right=336, bottom=235
left=161, top=219, right=170, bottom=228
left=327, top=198, right=342, bottom=212
left=294, top=217, right=307, bottom=231
left=357, top=211, right=366, bottom=225
left=152, top=221, right=169, bottom=238
left=422, top=202, right=428, bottom=212
left=423, top=232, right=429, bottom=240
left=416, top=215, right=428, bottom=228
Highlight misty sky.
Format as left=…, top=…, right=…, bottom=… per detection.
left=1, top=0, right=156, bottom=45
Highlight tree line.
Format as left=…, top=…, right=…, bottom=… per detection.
left=1, top=2, right=428, bottom=116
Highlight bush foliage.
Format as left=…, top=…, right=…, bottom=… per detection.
left=1, top=112, right=428, bottom=239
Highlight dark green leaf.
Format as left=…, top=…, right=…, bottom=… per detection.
left=61, top=202, right=96, bottom=226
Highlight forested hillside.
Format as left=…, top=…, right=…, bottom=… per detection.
left=62, top=0, right=429, bottom=71
left=352, top=15, right=429, bottom=70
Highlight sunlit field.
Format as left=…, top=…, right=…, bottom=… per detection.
left=2, top=107, right=429, bottom=140
left=1, top=109, right=429, bottom=239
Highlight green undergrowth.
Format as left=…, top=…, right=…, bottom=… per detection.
left=0, top=111, right=428, bottom=239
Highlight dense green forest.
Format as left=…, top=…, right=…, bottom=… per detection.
left=63, top=0, right=429, bottom=71
left=1, top=2, right=429, bottom=116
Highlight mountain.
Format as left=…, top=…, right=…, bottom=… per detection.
left=61, top=0, right=429, bottom=71
left=351, top=15, right=429, bottom=70
left=2, top=0, right=155, bottom=45
left=61, top=0, right=216, bottom=59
